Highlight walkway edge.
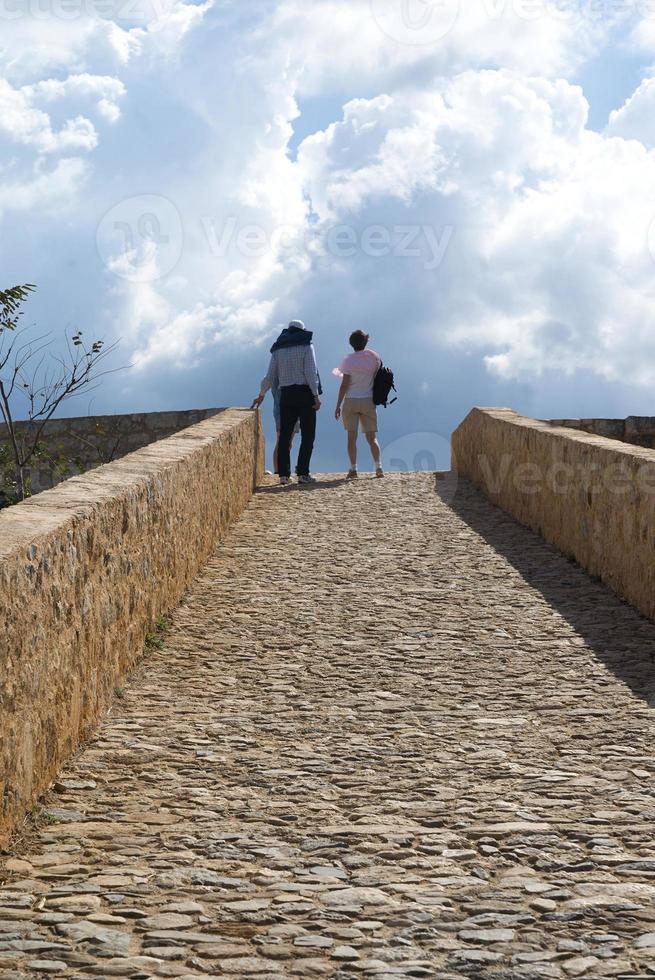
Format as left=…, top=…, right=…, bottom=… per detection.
left=0, top=408, right=264, bottom=846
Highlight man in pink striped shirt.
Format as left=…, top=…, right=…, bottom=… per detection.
left=334, top=330, right=384, bottom=479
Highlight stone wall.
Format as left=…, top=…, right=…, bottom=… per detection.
left=0, top=408, right=224, bottom=496
left=452, top=407, right=655, bottom=621
left=547, top=416, right=655, bottom=450
left=0, top=408, right=264, bottom=845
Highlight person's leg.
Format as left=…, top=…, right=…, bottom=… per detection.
left=275, top=430, right=296, bottom=474
left=361, top=400, right=383, bottom=474
left=365, top=430, right=381, bottom=466
left=273, top=388, right=282, bottom=473
left=296, top=388, right=317, bottom=476
left=273, top=428, right=280, bottom=474
left=342, top=400, right=358, bottom=474
left=348, top=431, right=358, bottom=468
left=278, top=394, right=300, bottom=479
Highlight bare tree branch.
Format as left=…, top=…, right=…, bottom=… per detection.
left=0, top=286, right=123, bottom=501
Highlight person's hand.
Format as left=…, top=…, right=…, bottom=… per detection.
left=250, top=395, right=264, bottom=409
left=314, top=396, right=322, bottom=411
left=335, top=405, right=342, bottom=420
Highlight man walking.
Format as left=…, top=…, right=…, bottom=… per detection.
left=252, top=320, right=321, bottom=485
left=334, top=330, right=384, bottom=479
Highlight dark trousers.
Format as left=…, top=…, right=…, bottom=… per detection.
left=278, top=384, right=317, bottom=477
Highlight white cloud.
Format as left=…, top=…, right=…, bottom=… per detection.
left=0, top=1, right=209, bottom=236
left=140, top=0, right=214, bottom=53
left=289, top=69, right=655, bottom=383
left=0, top=78, right=98, bottom=152
left=4, top=0, right=655, bottom=419
left=0, top=20, right=104, bottom=80
left=95, top=12, right=655, bottom=392
left=263, top=0, right=614, bottom=98
left=26, top=73, right=126, bottom=109
left=606, top=75, right=655, bottom=146
left=0, top=71, right=127, bottom=159
left=626, top=8, right=655, bottom=55
left=97, top=97, right=122, bottom=123
left=0, top=1, right=211, bottom=80
left=0, top=157, right=89, bottom=216
left=130, top=299, right=276, bottom=368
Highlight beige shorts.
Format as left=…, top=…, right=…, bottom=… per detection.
left=342, top=397, right=378, bottom=434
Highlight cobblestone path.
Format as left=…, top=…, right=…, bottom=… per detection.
left=2, top=474, right=655, bottom=979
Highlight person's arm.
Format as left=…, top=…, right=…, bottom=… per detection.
left=251, top=353, right=277, bottom=408
left=304, top=345, right=321, bottom=409
left=335, top=375, right=351, bottom=420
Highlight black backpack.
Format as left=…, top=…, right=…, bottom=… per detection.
left=373, top=363, right=397, bottom=407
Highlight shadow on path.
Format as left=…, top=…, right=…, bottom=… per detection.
left=441, top=473, right=655, bottom=706
left=256, top=476, right=349, bottom=494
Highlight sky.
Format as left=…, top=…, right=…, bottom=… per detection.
left=3, top=0, right=655, bottom=472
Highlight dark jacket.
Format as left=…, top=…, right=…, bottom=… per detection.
left=271, top=325, right=313, bottom=353
left=271, top=325, right=322, bottom=394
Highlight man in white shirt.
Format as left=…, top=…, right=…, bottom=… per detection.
left=334, top=330, right=384, bottom=479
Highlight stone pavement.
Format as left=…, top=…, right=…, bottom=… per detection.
left=1, top=473, right=655, bottom=980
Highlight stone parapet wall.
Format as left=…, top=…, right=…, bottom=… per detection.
left=0, top=408, right=224, bottom=495
left=0, top=408, right=264, bottom=845
left=452, top=407, right=655, bottom=621
left=547, top=415, right=655, bottom=450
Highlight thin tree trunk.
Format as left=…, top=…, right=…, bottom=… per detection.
left=0, top=386, right=25, bottom=498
